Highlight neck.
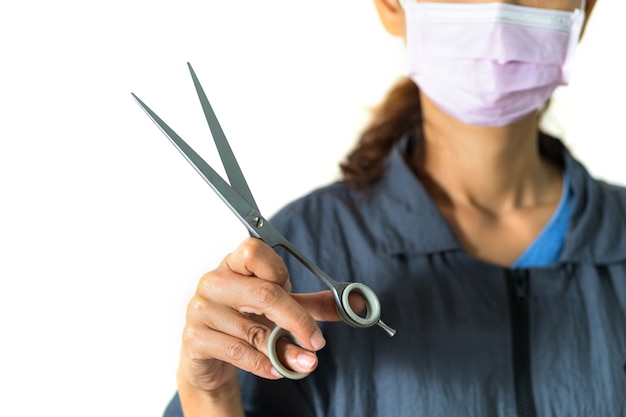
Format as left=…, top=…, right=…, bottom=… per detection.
left=415, top=92, right=562, bottom=216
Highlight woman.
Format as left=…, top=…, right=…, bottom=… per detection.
left=166, top=0, right=626, bottom=415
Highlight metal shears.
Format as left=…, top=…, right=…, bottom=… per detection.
left=132, top=63, right=396, bottom=379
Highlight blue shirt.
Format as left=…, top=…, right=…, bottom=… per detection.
left=513, top=171, right=573, bottom=268
left=164, top=139, right=626, bottom=417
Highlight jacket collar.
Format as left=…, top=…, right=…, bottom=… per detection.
left=366, top=137, right=626, bottom=265
left=367, top=138, right=461, bottom=256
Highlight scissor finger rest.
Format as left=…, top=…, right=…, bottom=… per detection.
left=268, top=327, right=311, bottom=380
left=268, top=283, right=386, bottom=380
left=335, top=282, right=382, bottom=327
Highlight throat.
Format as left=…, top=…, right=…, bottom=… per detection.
left=438, top=202, right=562, bottom=267
left=412, top=143, right=564, bottom=267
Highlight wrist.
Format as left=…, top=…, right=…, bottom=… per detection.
left=177, top=371, right=244, bottom=417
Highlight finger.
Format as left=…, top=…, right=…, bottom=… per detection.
left=290, top=291, right=342, bottom=322
left=195, top=301, right=320, bottom=375
left=270, top=330, right=320, bottom=377
left=191, top=295, right=272, bottom=352
left=200, top=272, right=326, bottom=351
left=222, top=238, right=292, bottom=291
left=186, top=297, right=317, bottom=377
left=204, top=327, right=319, bottom=378
left=202, top=265, right=365, bottom=324
left=220, top=239, right=366, bottom=321
left=183, top=323, right=281, bottom=380
left=292, top=290, right=367, bottom=322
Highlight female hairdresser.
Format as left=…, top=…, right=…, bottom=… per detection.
left=165, top=0, right=626, bottom=415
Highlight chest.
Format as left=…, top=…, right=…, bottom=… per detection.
left=297, top=257, right=626, bottom=417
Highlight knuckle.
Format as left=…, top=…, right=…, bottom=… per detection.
left=181, top=325, right=201, bottom=347
left=240, top=238, right=264, bottom=262
left=187, top=296, right=205, bottom=313
left=225, top=340, right=249, bottom=362
left=251, top=281, right=283, bottom=307
left=248, top=353, right=267, bottom=375
left=186, top=296, right=208, bottom=320
left=198, top=271, right=219, bottom=295
left=243, top=324, right=269, bottom=349
left=273, top=262, right=290, bottom=286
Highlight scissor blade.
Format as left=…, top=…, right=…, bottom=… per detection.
left=131, top=92, right=261, bottom=235
left=187, top=62, right=259, bottom=212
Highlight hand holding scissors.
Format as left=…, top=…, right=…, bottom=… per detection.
left=132, top=63, right=396, bottom=380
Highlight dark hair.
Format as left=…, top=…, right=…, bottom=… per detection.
left=340, top=77, right=420, bottom=188
left=339, top=77, right=563, bottom=189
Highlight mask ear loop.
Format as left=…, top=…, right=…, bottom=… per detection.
left=562, top=0, right=586, bottom=81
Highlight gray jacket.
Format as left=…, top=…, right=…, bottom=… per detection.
left=164, top=140, right=626, bottom=416
left=242, top=141, right=626, bottom=417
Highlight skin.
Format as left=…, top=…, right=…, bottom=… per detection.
left=177, top=1, right=598, bottom=415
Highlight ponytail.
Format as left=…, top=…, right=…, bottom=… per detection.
left=340, top=77, right=422, bottom=188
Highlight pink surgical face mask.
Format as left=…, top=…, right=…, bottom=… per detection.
left=402, top=1, right=586, bottom=127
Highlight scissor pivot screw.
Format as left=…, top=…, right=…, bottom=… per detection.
left=252, top=217, right=264, bottom=228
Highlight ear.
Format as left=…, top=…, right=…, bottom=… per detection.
left=373, top=0, right=406, bottom=37
left=580, top=0, right=597, bottom=39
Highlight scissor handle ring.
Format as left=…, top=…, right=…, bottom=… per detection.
left=340, top=282, right=381, bottom=327
left=267, top=326, right=312, bottom=380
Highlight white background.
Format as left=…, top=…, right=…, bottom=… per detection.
left=0, top=1, right=624, bottom=416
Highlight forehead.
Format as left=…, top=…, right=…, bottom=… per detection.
left=416, top=0, right=583, bottom=11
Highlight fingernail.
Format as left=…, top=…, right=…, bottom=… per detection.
left=310, top=330, right=326, bottom=351
left=297, top=352, right=317, bottom=369
left=270, top=367, right=283, bottom=379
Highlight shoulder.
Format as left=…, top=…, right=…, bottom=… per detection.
left=278, top=181, right=353, bottom=213
left=574, top=158, right=626, bottom=221
left=596, top=179, right=626, bottom=210
left=269, top=181, right=370, bottom=238
left=565, top=150, right=626, bottom=263
left=566, top=144, right=626, bottom=215
left=593, top=179, right=626, bottom=235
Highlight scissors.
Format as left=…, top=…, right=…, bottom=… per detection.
left=132, top=63, right=396, bottom=380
